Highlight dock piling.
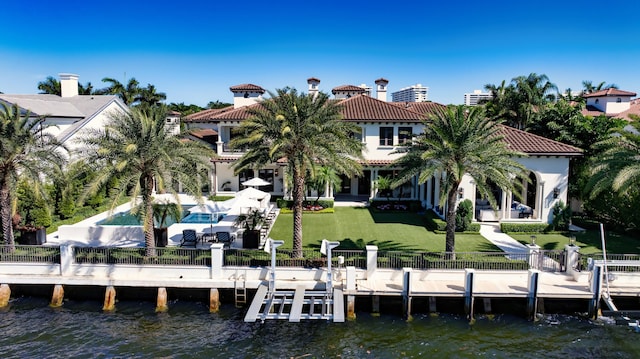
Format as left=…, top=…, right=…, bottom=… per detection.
left=103, top=286, right=116, bottom=311
left=527, top=269, right=540, bottom=320
left=156, top=287, right=168, bottom=312
left=50, top=284, right=64, bottom=307
left=0, top=284, right=10, bottom=308
left=209, top=288, right=220, bottom=313
left=464, top=269, right=475, bottom=320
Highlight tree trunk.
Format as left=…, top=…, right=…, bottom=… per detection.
left=445, top=187, right=458, bottom=259
left=292, top=169, right=305, bottom=258
left=0, top=179, right=15, bottom=248
left=142, top=175, right=156, bottom=256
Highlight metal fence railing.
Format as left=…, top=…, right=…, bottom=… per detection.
left=531, top=250, right=566, bottom=272
left=74, top=247, right=210, bottom=266
left=0, top=245, right=61, bottom=263
left=578, top=253, right=640, bottom=272
left=377, top=251, right=531, bottom=271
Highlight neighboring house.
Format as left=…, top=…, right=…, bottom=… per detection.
left=581, top=88, right=638, bottom=120
left=0, top=73, right=129, bottom=157
left=185, top=78, right=582, bottom=224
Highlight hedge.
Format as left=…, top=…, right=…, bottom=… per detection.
left=423, top=210, right=480, bottom=233
left=500, top=222, right=551, bottom=233
left=276, top=198, right=334, bottom=209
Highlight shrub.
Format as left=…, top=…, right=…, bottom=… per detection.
left=277, top=198, right=334, bottom=210
left=455, top=199, right=473, bottom=231
left=551, top=200, right=572, bottom=231
left=500, top=222, right=550, bottom=233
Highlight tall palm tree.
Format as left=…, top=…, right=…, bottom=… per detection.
left=391, top=105, right=527, bottom=254
left=37, top=76, right=97, bottom=95
left=0, top=103, right=66, bottom=247
left=581, top=80, right=618, bottom=95
left=100, top=77, right=141, bottom=106
left=37, top=76, right=61, bottom=95
left=231, top=88, right=363, bottom=255
left=136, top=84, right=167, bottom=108
left=585, top=121, right=640, bottom=201
left=78, top=106, right=215, bottom=254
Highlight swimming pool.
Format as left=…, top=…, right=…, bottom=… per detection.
left=97, top=207, right=225, bottom=226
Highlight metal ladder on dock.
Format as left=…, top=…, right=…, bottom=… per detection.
left=234, top=271, right=247, bottom=307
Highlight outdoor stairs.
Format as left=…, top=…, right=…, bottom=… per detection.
left=258, top=208, right=278, bottom=249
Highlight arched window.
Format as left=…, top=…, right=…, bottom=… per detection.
left=616, top=97, right=622, bottom=103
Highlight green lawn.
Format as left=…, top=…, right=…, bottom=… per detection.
left=510, top=230, right=640, bottom=255
left=269, top=207, right=501, bottom=252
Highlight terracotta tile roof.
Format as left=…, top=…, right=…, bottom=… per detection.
left=389, top=102, right=446, bottom=117
left=212, top=156, right=241, bottom=162
left=190, top=128, right=218, bottom=139
left=583, top=88, right=636, bottom=98
left=307, top=77, right=320, bottom=83
left=211, top=103, right=264, bottom=121
left=338, top=95, right=427, bottom=121
left=499, top=125, right=582, bottom=156
left=332, top=85, right=367, bottom=94
left=375, top=78, right=389, bottom=84
left=185, top=106, right=235, bottom=121
left=363, top=159, right=395, bottom=166
left=229, top=84, right=265, bottom=93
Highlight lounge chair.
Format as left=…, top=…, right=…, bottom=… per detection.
left=215, top=231, right=235, bottom=248
left=180, top=229, right=198, bottom=247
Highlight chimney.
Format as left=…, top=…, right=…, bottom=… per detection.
left=375, top=78, right=389, bottom=102
left=229, top=84, right=265, bottom=108
left=59, top=73, right=79, bottom=97
left=307, top=77, right=320, bottom=99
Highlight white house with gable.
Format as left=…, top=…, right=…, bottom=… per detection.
left=0, top=73, right=128, bottom=157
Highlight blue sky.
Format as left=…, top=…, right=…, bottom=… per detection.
left=1, top=0, right=639, bottom=106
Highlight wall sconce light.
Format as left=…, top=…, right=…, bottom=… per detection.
left=458, top=187, right=464, bottom=199
left=274, top=168, right=279, bottom=176
left=553, top=187, right=559, bottom=199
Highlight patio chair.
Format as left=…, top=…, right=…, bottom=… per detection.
left=180, top=229, right=198, bottom=247
left=215, top=231, right=235, bottom=248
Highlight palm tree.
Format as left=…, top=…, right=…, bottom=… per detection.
left=136, top=84, right=167, bottom=108
left=391, top=105, right=527, bottom=254
left=230, top=88, right=363, bottom=255
left=585, top=121, right=640, bottom=201
left=78, top=106, right=215, bottom=254
left=0, top=103, right=66, bottom=247
left=581, top=80, right=618, bottom=95
left=100, top=77, right=141, bottom=105
left=308, top=166, right=342, bottom=204
left=37, top=76, right=61, bottom=95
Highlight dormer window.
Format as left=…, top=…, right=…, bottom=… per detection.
left=617, top=98, right=622, bottom=103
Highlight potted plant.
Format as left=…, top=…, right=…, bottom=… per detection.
left=375, top=175, right=393, bottom=201
left=233, top=208, right=265, bottom=249
left=152, top=201, right=182, bottom=247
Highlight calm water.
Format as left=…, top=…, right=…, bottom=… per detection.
left=1, top=296, right=638, bottom=358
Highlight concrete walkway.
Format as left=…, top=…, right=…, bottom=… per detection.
left=479, top=223, right=528, bottom=253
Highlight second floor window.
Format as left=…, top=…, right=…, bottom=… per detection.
left=398, top=127, right=412, bottom=145
left=379, top=127, right=393, bottom=146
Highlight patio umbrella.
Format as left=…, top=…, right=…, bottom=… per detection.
left=241, top=177, right=271, bottom=188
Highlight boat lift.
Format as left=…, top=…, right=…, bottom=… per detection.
left=244, top=239, right=345, bottom=323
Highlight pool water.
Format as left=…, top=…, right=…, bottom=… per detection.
left=97, top=206, right=225, bottom=226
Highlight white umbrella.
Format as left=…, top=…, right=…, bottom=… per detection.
left=241, top=177, right=271, bottom=187
left=227, top=197, right=261, bottom=215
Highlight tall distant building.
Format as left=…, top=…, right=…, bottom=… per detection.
left=464, top=90, right=492, bottom=106
left=391, top=84, right=429, bottom=102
